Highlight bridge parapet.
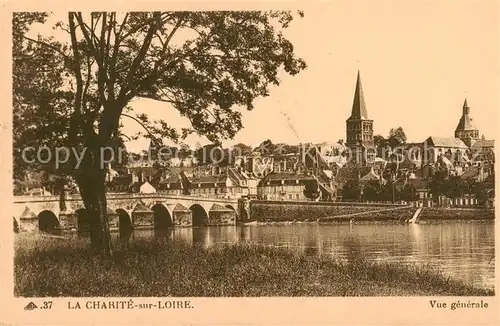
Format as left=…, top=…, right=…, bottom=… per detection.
left=14, top=193, right=238, bottom=204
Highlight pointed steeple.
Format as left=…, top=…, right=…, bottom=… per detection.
left=463, top=98, right=470, bottom=115
left=456, top=98, right=475, bottom=131
left=349, top=70, right=368, bottom=120
left=455, top=97, right=480, bottom=147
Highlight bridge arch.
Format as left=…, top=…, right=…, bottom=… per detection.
left=189, top=204, right=208, bottom=226
left=151, top=204, right=173, bottom=230
left=116, top=209, right=133, bottom=236
left=38, top=210, right=60, bottom=234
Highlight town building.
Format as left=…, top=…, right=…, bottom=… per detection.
left=422, top=136, right=469, bottom=165
left=127, top=163, right=158, bottom=184
left=470, top=138, right=495, bottom=163
left=107, top=174, right=132, bottom=193
left=188, top=166, right=250, bottom=199
left=157, top=173, right=186, bottom=195
left=129, top=180, right=157, bottom=193
left=257, top=172, right=316, bottom=201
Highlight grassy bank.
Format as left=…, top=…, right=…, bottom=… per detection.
left=15, top=235, right=493, bottom=297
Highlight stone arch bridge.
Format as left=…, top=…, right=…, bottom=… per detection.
left=13, top=193, right=241, bottom=234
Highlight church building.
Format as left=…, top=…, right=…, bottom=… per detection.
left=421, top=98, right=494, bottom=166
left=345, top=71, right=375, bottom=166
left=455, top=99, right=480, bottom=147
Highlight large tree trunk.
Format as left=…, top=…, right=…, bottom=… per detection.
left=75, top=143, right=114, bottom=257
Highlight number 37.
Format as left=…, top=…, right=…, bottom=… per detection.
left=42, top=301, right=53, bottom=309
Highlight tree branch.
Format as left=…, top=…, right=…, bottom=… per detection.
left=74, top=13, right=108, bottom=106
left=153, top=14, right=185, bottom=74
left=68, top=12, right=84, bottom=144
left=16, top=33, right=70, bottom=61
left=119, top=132, right=131, bottom=141
left=120, top=113, right=162, bottom=146
left=119, top=12, right=162, bottom=100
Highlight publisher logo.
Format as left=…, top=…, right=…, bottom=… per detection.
left=24, top=302, right=38, bottom=310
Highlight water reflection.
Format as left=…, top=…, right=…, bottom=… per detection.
left=131, top=222, right=494, bottom=288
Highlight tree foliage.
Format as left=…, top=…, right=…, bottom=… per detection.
left=303, top=180, right=320, bottom=200
left=429, top=169, right=495, bottom=206
left=363, top=180, right=383, bottom=201
left=342, top=179, right=362, bottom=201
left=232, top=143, right=253, bottom=156
left=399, top=183, right=418, bottom=202
left=254, top=139, right=277, bottom=155
left=13, top=11, right=307, bottom=255
left=388, top=127, right=407, bottom=148
left=14, top=11, right=307, bottom=172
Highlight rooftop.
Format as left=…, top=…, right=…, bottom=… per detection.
left=425, top=136, right=468, bottom=149
left=471, top=139, right=495, bottom=149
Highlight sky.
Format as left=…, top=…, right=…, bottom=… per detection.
left=25, top=1, right=499, bottom=152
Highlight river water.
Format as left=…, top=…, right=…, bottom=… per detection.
left=131, top=221, right=495, bottom=289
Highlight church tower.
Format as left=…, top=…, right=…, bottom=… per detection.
left=346, top=71, right=375, bottom=165
left=455, top=98, right=479, bottom=147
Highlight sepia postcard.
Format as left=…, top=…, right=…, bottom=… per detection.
left=0, top=0, right=498, bottom=325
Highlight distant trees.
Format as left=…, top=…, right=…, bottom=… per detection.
left=232, top=143, right=253, bottom=156
left=303, top=180, right=320, bottom=200
left=388, top=127, right=407, bottom=149
left=277, top=143, right=300, bottom=155
left=194, top=144, right=225, bottom=165
left=362, top=180, right=383, bottom=202
left=373, top=127, right=407, bottom=159
left=471, top=181, right=490, bottom=206
left=342, top=179, right=362, bottom=201
left=345, top=179, right=418, bottom=203
left=429, top=170, right=495, bottom=206
left=399, top=184, right=418, bottom=202
left=14, top=170, right=69, bottom=195
left=254, top=139, right=277, bottom=155
left=252, top=139, right=300, bottom=156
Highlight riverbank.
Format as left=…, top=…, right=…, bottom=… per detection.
left=244, top=204, right=494, bottom=224
left=14, top=235, right=493, bottom=297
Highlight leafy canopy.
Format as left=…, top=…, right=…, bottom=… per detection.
left=13, top=11, right=307, bottom=179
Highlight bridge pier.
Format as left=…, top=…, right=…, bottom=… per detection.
left=59, top=211, right=77, bottom=231
left=17, top=207, right=38, bottom=232
left=131, top=203, right=154, bottom=229
left=170, top=204, right=192, bottom=226
left=208, top=204, right=236, bottom=225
